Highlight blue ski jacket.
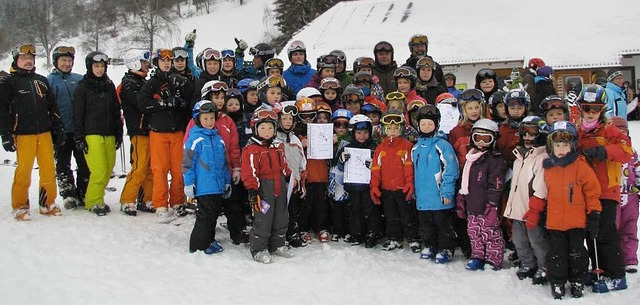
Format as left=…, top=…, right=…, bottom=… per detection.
left=411, top=132, right=459, bottom=210
left=47, top=69, right=83, bottom=133
left=283, top=61, right=316, bottom=95
left=606, top=82, right=627, bottom=120
left=183, top=125, right=231, bottom=197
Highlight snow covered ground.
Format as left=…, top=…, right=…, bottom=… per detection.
left=0, top=125, right=639, bottom=305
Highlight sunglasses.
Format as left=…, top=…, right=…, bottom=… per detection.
left=320, top=79, right=340, bottom=90
left=281, top=105, right=299, bottom=116
left=265, top=58, right=284, bottom=69
left=386, top=92, right=406, bottom=101
left=416, top=57, right=434, bottom=68
left=221, top=49, right=235, bottom=59
left=541, top=96, right=566, bottom=110
left=249, top=47, right=275, bottom=56
left=381, top=114, right=404, bottom=125
left=173, top=49, right=188, bottom=59
left=299, top=112, right=317, bottom=121
left=459, top=89, right=484, bottom=101
left=477, top=68, right=496, bottom=79
left=409, top=35, right=428, bottom=46
left=374, top=43, right=393, bottom=52
left=203, top=49, right=221, bottom=61
left=472, top=132, right=494, bottom=146
left=579, top=104, right=605, bottom=114
left=549, top=130, right=574, bottom=143
left=56, top=46, right=75, bottom=55
left=156, top=49, right=173, bottom=60
left=334, top=121, right=349, bottom=128
left=519, top=124, right=540, bottom=136
left=16, top=44, right=36, bottom=55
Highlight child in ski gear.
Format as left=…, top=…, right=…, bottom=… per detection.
left=219, top=49, right=241, bottom=88
left=540, top=95, right=569, bottom=126
left=576, top=85, right=631, bottom=292
left=414, top=56, right=447, bottom=104
left=371, top=109, right=418, bottom=251
left=393, top=66, right=426, bottom=104
left=487, top=90, right=507, bottom=124
left=498, top=88, right=530, bottom=165
left=444, top=73, right=461, bottom=98
left=319, top=77, right=342, bottom=111
left=527, top=121, right=601, bottom=299
left=329, top=108, right=354, bottom=241
left=256, top=75, right=286, bottom=112
left=241, top=110, right=292, bottom=264
left=138, top=49, right=191, bottom=221
left=342, top=84, right=365, bottom=116
left=171, top=47, right=197, bottom=131
left=352, top=73, right=387, bottom=112
left=610, top=116, right=639, bottom=273
left=475, top=68, right=499, bottom=102
left=274, top=102, right=309, bottom=248
left=74, top=51, right=123, bottom=216
left=386, top=91, right=418, bottom=143
left=119, top=50, right=155, bottom=215
left=335, top=115, right=379, bottom=247
left=0, top=44, right=65, bottom=220
left=192, top=48, right=223, bottom=103
left=457, top=119, right=507, bottom=270
left=225, top=89, right=250, bottom=147
left=411, top=105, right=459, bottom=262
left=184, top=101, right=231, bottom=253
left=305, top=54, right=337, bottom=89
left=503, top=116, right=550, bottom=284
left=47, top=45, right=89, bottom=210
left=353, top=56, right=385, bottom=102
left=283, top=40, right=316, bottom=95
left=330, top=49, right=352, bottom=90
left=361, top=103, right=384, bottom=144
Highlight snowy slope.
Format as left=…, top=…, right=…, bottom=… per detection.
left=278, top=0, right=640, bottom=68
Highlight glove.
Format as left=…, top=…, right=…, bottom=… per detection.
left=248, top=190, right=260, bottom=213
left=523, top=196, right=547, bottom=229
left=455, top=194, right=466, bottom=219
left=115, top=135, right=123, bottom=150
left=75, top=136, right=88, bottom=154
left=484, top=203, right=498, bottom=226
left=185, top=29, right=197, bottom=48
left=403, top=183, right=414, bottom=201
left=53, top=129, right=66, bottom=147
left=232, top=168, right=241, bottom=185
left=168, top=74, right=187, bottom=88
left=223, top=184, right=232, bottom=199
left=370, top=187, right=382, bottom=205
left=184, top=185, right=195, bottom=199
left=339, top=151, right=350, bottom=163
left=587, top=212, right=600, bottom=239
left=234, top=38, right=248, bottom=53
left=583, top=146, right=607, bottom=162
left=2, top=133, right=15, bottom=152
left=364, top=160, right=372, bottom=170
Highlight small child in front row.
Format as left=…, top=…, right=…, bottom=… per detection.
left=184, top=101, right=231, bottom=254
left=411, top=105, right=459, bottom=263
left=524, top=121, right=601, bottom=299
left=241, top=109, right=292, bottom=264
left=457, top=119, right=507, bottom=271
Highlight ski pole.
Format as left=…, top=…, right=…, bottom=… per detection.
left=593, top=238, right=603, bottom=281
left=120, top=145, right=126, bottom=173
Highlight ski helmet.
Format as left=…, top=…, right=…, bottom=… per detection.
left=316, top=101, right=333, bottom=117
left=415, top=105, right=440, bottom=137
left=518, top=116, right=548, bottom=147
left=330, top=50, right=346, bottom=64
left=393, top=66, right=418, bottom=88
left=125, top=50, right=151, bottom=72
left=407, top=99, right=427, bottom=129
left=332, top=109, right=353, bottom=122
left=52, top=46, right=75, bottom=69
left=319, top=77, right=343, bottom=97
left=487, top=90, right=507, bottom=119
left=408, top=34, right=428, bottom=48
left=287, top=40, right=306, bottom=62
left=342, top=84, right=364, bottom=105
left=360, top=103, right=383, bottom=117
left=444, top=73, right=456, bottom=84
left=277, top=102, right=299, bottom=132
left=250, top=109, right=278, bottom=141
left=151, top=48, right=174, bottom=69
left=297, top=87, right=322, bottom=101
left=249, top=43, right=275, bottom=64
left=172, top=47, right=189, bottom=60
left=263, top=57, right=284, bottom=75
left=226, top=88, right=244, bottom=105
left=352, top=57, right=374, bottom=73
left=317, top=54, right=338, bottom=72
left=475, top=68, right=497, bottom=88
left=577, top=84, right=607, bottom=105
left=349, top=114, right=373, bottom=137
left=192, top=100, right=218, bottom=127
left=85, top=51, right=109, bottom=76
left=373, top=41, right=394, bottom=62
left=237, top=78, right=256, bottom=94
left=195, top=48, right=213, bottom=71
left=12, top=44, right=36, bottom=63
left=201, top=80, right=228, bottom=100
left=470, top=118, right=499, bottom=150
left=540, top=95, right=569, bottom=115
left=546, top=120, right=578, bottom=155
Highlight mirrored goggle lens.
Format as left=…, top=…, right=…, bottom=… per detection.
left=18, top=44, right=36, bottom=55
left=374, top=43, right=393, bottom=52
left=460, top=89, right=484, bottom=101
left=268, top=76, right=285, bottom=86
left=506, top=98, right=526, bottom=107
left=289, top=40, right=305, bottom=50
left=173, top=49, right=188, bottom=59
left=92, top=53, right=109, bottom=63
left=477, top=68, right=496, bottom=79
left=407, top=100, right=426, bottom=111
left=299, top=112, right=317, bottom=121
left=321, top=55, right=337, bottom=65
left=320, top=80, right=340, bottom=90
left=265, top=58, right=284, bottom=69
left=472, top=132, right=494, bottom=145
left=142, top=50, right=151, bottom=60
left=357, top=57, right=374, bottom=67
left=249, top=47, right=275, bottom=56
left=256, top=110, right=279, bottom=121
left=381, top=114, right=404, bottom=125
left=394, top=67, right=414, bottom=78
left=209, top=82, right=229, bottom=92
left=386, top=92, right=406, bottom=101
left=203, top=49, right=221, bottom=60
left=221, top=49, right=235, bottom=59
left=410, top=35, right=428, bottom=45
left=199, top=102, right=215, bottom=113
left=579, top=104, right=604, bottom=113
left=158, top=49, right=174, bottom=60
left=353, top=121, right=370, bottom=130
left=57, top=46, right=75, bottom=55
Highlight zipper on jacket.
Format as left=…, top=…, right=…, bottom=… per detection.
left=29, top=81, right=40, bottom=133
left=569, top=183, right=574, bottom=204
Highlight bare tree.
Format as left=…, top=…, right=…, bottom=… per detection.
left=129, top=0, right=176, bottom=51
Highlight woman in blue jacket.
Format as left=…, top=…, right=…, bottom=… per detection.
left=283, top=40, right=316, bottom=95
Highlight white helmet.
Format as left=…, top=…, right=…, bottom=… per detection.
left=296, top=87, right=321, bottom=101
left=200, top=80, right=228, bottom=99
left=349, top=114, right=371, bottom=125
left=125, top=50, right=151, bottom=71
left=348, top=114, right=373, bottom=136
left=471, top=118, right=499, bottom=134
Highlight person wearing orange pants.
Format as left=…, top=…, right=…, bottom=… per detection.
left=149, top=131, right=186, bottom=210
left=120, top=135, right=154, bottom=214
left=0, top=43, right=66, bottom=221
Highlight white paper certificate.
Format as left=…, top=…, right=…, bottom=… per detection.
left=343, top=147, right=371, bottom=184
left=307, top=123, right=334, bottom=160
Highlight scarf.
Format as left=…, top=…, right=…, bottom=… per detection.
left=459, top=148, right=487, bottom=195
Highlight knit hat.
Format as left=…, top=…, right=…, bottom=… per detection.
left=536, top=66, right=553, bottom=78
left=607, top=70, right=624, bottom=82
left=610, top=116, right=628, bottom=133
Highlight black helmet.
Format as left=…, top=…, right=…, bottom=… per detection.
left=52, top=46, right=76, bottom=70
left=249, top=43, right=275, bottom=63
left=415, top=105, right=440, bottom=136
left=85, top=51, right=109, bottom=75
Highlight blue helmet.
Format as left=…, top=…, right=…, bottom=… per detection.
left=546, top=120, right=578, bottom=155
left=237, top=78, right=256, bottom=94
left=332, top=109, right=353, bottom=121
left=192, top=100, right=217, bottom=126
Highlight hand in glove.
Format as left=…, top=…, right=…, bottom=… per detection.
left=184, top=185, right=195, bottom=199
left=2, top=133, right=15, bottom=152
left=168, top=74, right=187, bottom=88
left=370, top=187, right=382, bottom=205
left=223, top=184, right=232, bottom=199
left=339, top=151, right=350, bottom=163
left=248, top=190, right=261, bottom=213
left=232, top=168, right=241, bottom=185
left=185, top=29, right=197, bottom=48
left=234, top=38, right=248, bottom=53
left=587, top=212, right=600, bottom=239
left=75, top=136, right=88, bottom=154
left=523, top=196, right=547, bottom=229
left=583, top=146, right=607, bottom=162
left=403, top=183, right=414, bottom=201
left=364, top=160, right=372, bottom=170
left=455, top=194, right=466, bottom=219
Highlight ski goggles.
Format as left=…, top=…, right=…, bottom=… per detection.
left=281, top=104, right=299, bottom=116
left=505, top=98, right=527, bottom=108
left=381, top=113, right=404, bottom=125
left=265, top=58, right=284, bottom=70
left=477, top=68, right=496, bottom=79
left=203, top=49, right=221, bottom=61
left=173, top=49, right=189, bottom=59
left=416, top=57, right=434, bottom=68
left=205, top=81, right=229, bottom=92
left=407, top=100, right=426, bottom=112
left=354, top=74, right=373, bottom=84
left=257, top=75, right=286, bottom=91
left=472, top=132, right=494, bottom=146
left=519, top=124, right=540, bottom=136
left=289, top=40, right=305, bottom=52
left=320, top=79, right=340, bottom=90
left=254, top=110, right=279, bottom=121
left=579, top=103, right=605, bottom=114
left=332, top=51, right=346, bottom=62
left=409, top=34, right=429, bottom=46
left=197, top=101, right=216, bottom=113
left=56, top=46, right=75, bottom=56
left=15, top=44, right=36, bottom=56
left=374, top=43, right=393, bottom=52
left=549, top=130, right=574, bottom=143
left=91, top=53, right=110, bottom=63
left=334, top=121, right=349, bottom=128
left=249, top=47, right=275, bottom=57
left=459, top=89, right=484, bottom=101
left=319, top=55, right=338, bottom=66
left=343, top=94, right=362, bottom=104
left=221, top=49, right=235, bottom=59
left=393, top=67, right=415, bottom=78
left=386, top=92, right=406, bottom=101
left=299, top=112, right=317, bottom=121
left=540, top=96, right=566, bottom=110
left=157, top=49, right=174, bottom=60
left=355, top=57, right=374, bottom=69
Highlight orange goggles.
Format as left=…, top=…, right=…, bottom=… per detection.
left=157, top=49, right=174, bottom=60
left=16, top=44, right=36, bottom=56
left=409, top=35, right=429, bottom=45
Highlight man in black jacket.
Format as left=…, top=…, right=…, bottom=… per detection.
left=0, top=44, right=66, bottom=220
left=403, top=34, right=444, bottom=84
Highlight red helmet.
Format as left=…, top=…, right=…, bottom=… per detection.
left=527, top=58, right=545, bottom=70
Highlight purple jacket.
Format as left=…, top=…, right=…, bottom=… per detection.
left=463, top=151, right=507, bottom=215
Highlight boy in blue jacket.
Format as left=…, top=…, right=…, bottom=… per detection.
left=411, top=105, right=459, bottom=263
left=183, top=100, right=231, bottom=254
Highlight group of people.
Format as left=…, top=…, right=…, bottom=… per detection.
left=0, top=31, right=637, bottom=300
